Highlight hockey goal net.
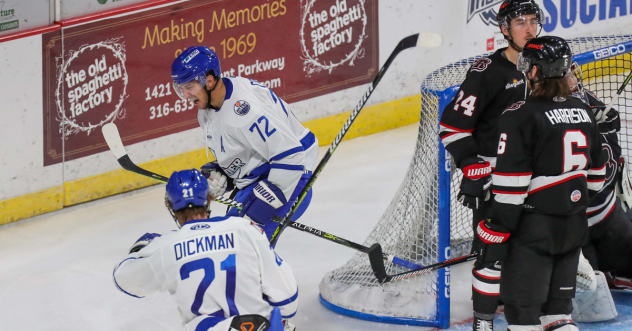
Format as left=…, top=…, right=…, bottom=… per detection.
left=319, top=35, right=632, bottom=328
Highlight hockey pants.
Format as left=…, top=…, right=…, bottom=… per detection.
left=501, top=211, right=586, bottom=326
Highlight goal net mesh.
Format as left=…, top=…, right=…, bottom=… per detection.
left=319, top=35, right=632, bottom=326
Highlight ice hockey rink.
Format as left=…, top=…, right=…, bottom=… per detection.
left=2, top=124, right=632, bottom=331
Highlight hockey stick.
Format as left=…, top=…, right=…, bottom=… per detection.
left=368, top=243, right=479, bottom=283
left=603, top=69, right=632, bottom=119
left=269, top=33, right=424, bottom=246
left=102, top=123, right=422, bottom=269
left=101, top=123, right=242, bottom=210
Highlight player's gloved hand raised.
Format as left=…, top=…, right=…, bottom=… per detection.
left=597, top=108, right=620, bottom=134
left=239, top=179, right=287, bottom=227
left=129, top=233, right=161, bottom=254
left=458, top=157, right=492, bottom=209
left=201, top=162, right=235, bottom=197
left=471, top=220, right=510, bottom=269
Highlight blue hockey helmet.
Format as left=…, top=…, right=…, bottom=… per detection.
left=165, top=169, right=210, bottom=227
left=171, top=46, right=222, bottom=99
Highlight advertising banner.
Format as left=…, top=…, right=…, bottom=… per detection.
left=463, top=0, right=632, bottom=54
left=59, top=0, right=149, bottom=21
left=42, top=0, right=379, bottom=166
left=0, top=0, right=52, bottom=36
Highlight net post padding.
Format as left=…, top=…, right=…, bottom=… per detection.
left=319, top=35, right=632, bottom=328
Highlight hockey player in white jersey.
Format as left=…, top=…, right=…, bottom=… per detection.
left=113, top=169, right=298, bottom=331
left=171, top=46, right=319, bottom=242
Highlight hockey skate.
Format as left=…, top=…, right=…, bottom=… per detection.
left=473, top=316, right=493, bottom=331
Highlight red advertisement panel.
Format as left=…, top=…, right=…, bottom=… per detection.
left=42, top=0, right=379, bottom=166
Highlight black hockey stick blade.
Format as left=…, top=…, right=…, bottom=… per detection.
left=372, top=33, right=419, bottom=88
left=102, top=123, right=168, bottom=184
left=370, top=252, right=479, bottom=283
left=117, top=154, right=169, bottom=183
left=367, top=243, right=388, bottom=282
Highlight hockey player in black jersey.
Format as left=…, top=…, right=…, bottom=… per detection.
left=567, top=62, right=632, bottom=290
left=439, top=1, right=545, bottom=329
left=475, top=36, right=607, bottom=331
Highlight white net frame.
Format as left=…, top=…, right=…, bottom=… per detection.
left=319, top=35, right=632, bottom=327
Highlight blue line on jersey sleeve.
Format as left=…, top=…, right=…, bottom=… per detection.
left=222, top=78, right=234, bottom=100
left=300, top=131, right=316, bottom=150
left=266, top=288, right=299, bottom=307
left=112, top=257, right=145, bottom=299
left=279, top=99, right=288, bottom=115
left=244, top=163, right=271, bottom=181
left=270, top=147, right=304, bottom=162
left=270, top=164, right=305, bottom=171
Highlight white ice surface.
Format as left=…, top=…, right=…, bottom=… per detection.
left=0, top=124, right=474, bottom=331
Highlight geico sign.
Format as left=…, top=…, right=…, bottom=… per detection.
left=593, top=44, right=626, bottom=60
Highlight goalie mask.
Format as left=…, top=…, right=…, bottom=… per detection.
left=567, top=62, right=589, bottom=104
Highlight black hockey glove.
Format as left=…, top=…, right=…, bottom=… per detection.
left=472, top=220, right=511, bottom=269
left=597, top=109, right=621, bottom=134
left=458, top=157, right=492, bottom=210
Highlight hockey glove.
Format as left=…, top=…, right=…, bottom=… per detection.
left=201, top=162, right=235, bottom=197
left=597, top=109, right=621, bottom=134
left=472, top=221, right=511, bottom=269
left=129, top=233, right=161, bottom=254
left=458, top=157, right=492, bottom=209
left=239, top=180, right=288, bottom=227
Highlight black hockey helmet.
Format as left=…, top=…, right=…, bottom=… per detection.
left=517, top=36, right=572, bottom=78
left=497, top=0, right=545, bottom=28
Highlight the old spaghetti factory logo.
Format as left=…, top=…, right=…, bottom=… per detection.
left=56, top=39, right=128, bottom=137
left=300, top=0, right=368, bottom=76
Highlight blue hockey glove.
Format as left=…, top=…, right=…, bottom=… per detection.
left=239, top=180, right=288, bottom=226
left=471, top=221, right=511, bottom=269
left=200, top=162, right=235, bottom=197
left=129, top=233, right=161, bottom=254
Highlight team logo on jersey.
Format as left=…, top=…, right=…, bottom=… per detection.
left=234, top=100, right=250, bottom=116
left=503, top=101, right=525, bottom=114
left=505, top=79, right=524, bottom=89
left=191, top=224, right=211, bottom=230
left=470, top=58, right=492, bottom=72
left=467, top=0, right=502, bottom=26
left=571, top=190, right=582, bottom=202
left=224, top=158, right=245, bottom=176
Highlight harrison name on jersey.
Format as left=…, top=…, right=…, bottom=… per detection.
left=545, top=107, right=593, bottom=125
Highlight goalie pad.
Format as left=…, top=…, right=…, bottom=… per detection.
left=616, top=156, right=632, bottom=212
left=576, top=250, right=597, bottom=292
left=571, top=271, right=618, bottom=322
